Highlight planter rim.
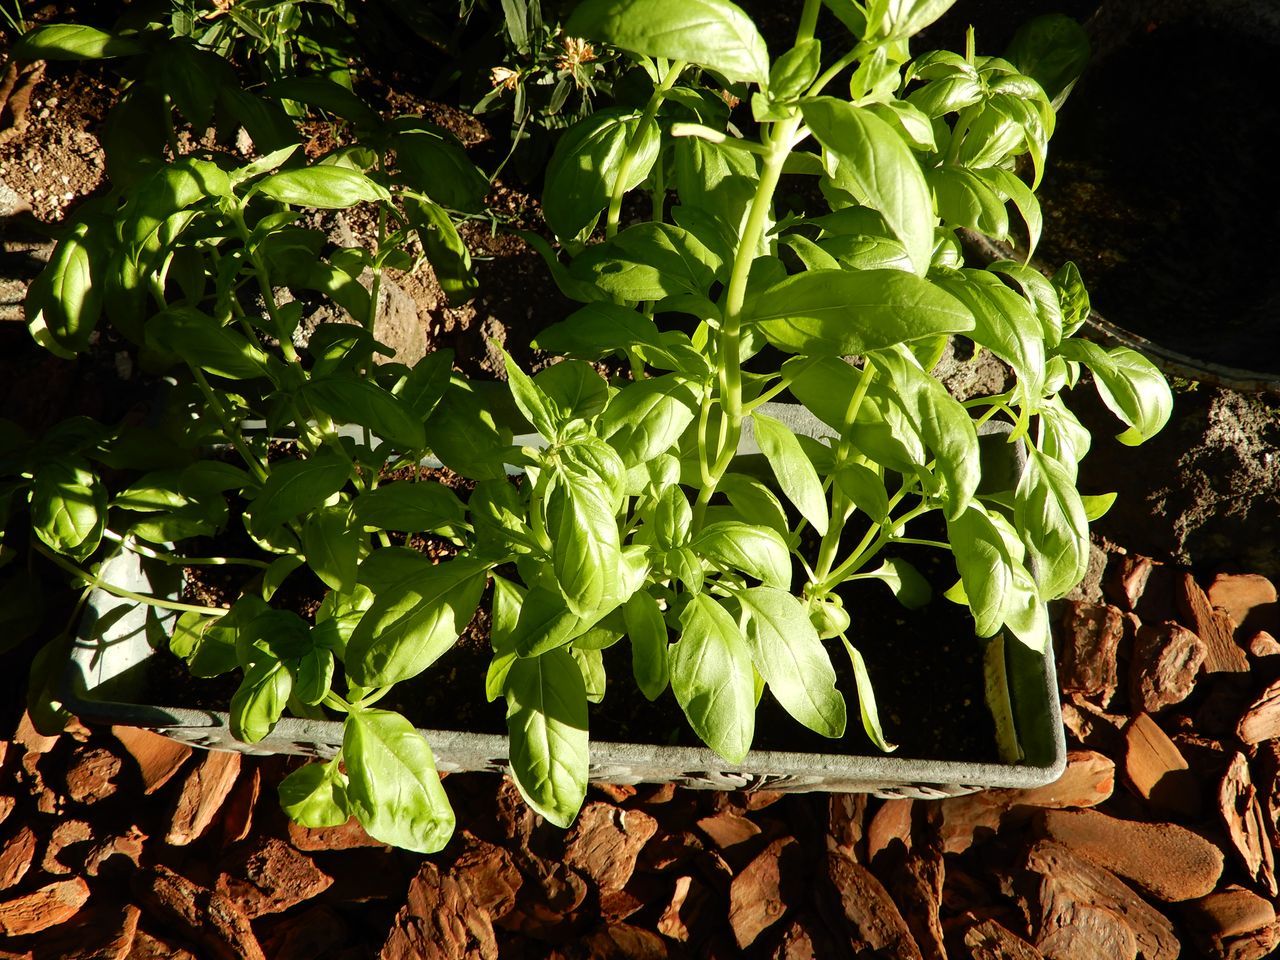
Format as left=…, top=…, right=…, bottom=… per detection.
left=60, top=408, right=1067, bottom=797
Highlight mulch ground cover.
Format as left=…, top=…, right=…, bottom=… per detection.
left=4, top=553, right=1280, bottom=958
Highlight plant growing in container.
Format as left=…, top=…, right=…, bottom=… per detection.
left=9, top=0, right=1173, bottom=856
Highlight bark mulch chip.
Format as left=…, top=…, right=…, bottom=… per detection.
left=5, top=560, right=1280, bottom=955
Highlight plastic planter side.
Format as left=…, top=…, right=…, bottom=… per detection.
left=61, top=411, right=1066, bottom=799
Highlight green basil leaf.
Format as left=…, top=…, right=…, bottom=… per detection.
left=295, top=647, right=335, bottom=705
left=345, top=559, right=488, bottom=686
left=566, top=0, right=769, bottom=85
left=671, top=593, right=755, bottom=763
left=255, top=166, right=390, bottom=209
left=29, top=459, right=103, bottom=554
left=857, top=557, right=931, bottom=609
left=1052, top=261, right=1090, bottom=338
left=873, top=345, right=979, bottom=518
left=718, top=473, right=790, bottom=539
left=867, top=0, right=958, bottom=40
left=542, top=108, right=659, bottom=240
left=570, top=646, right=607, bottom=702
left=504, top=648, right=589, bottom=828
left=569, top=222, right=719, bottom=301
left=147, top=307, right=271, bottom=381
left=13, top=24, right=142, bottom=60
left=248, top=455, right=351, bottom=534
left=988, top=258, right=1061, bottom=345
left=1014, top=448, right=1089, bottom=600
left=841, top=638, right=896, bottom=751
left=302, top=504, right=359, bottom=594
left=624, top=591, right=670, bottom=701
left=768, top=38, right=821, bottom=100
left=397, top=349, right=455, bottom=422
left=1056, top=340, right=1172, bottom=446
left=946, top=503, right=1013, bottom=637
left=303, top=376, right=427, bottom=452
left=830, top=465, right=885, bottom=523
left=739, top=587, right=845, bottom=738
left=547, top=474, right=620, bottom=619
left=535, top=361, right=609, bottom=427
left=313, top=585, right=373, bottom=658
left=652, top=484, right=692, bottom=550
left=1081, top=491, right=1117, bottom=522
left=278, top=757, right=349, bottom=828
left=264, top=76, right=380, bottom=128
left=503, top=350, right=561, bottom=439
left=1005, top=13, right=1089, bottom=106
left=230, top=658, right=293, bottom=744
left=352, top=481, right=467, bottom=535
left=752, top=411, right=828, bottom=536
left=392, top=129, right=489, bottom=213
left=748, top=269, right=973, bottom=357
left=262, top=555, right=306, bottom=602
left=510, top=585, right=586, bottom=658
left=559, top=438, right=627, bottom=507
left=26, top=219, right=103, bottom=356
left=599, top=376, right=698, bottom=468
left=802, top=98, right=934, bottom=276
left=403, top=197, right=477, bottom=305
left=343, top=709, right=454, bottom=853
left=428, top=382, right=513, bottom=481
left=935, top=270, right=1045, bottom=400
left=927, top=166, right=1009, bottom=239
left=691, top=520, right=791, bottom=588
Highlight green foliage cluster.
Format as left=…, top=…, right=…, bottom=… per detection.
left=1, top=0, right=1172, bottom=853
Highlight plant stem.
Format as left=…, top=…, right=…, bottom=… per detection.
left=190, top=367, right=271, bottom=484
left=605, top=60, right=686, bottom=238
left=33, top=541, right=229, bottom=617
left=103, top=530, right=271, bottom=569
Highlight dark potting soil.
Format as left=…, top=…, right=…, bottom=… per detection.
left=148, top=503, right=1000, bottom=766
left=1032, top=14, right=1280, bottom=374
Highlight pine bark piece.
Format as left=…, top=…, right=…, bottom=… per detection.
left=112, top=727, right=192, bottom=795
left=41, top=818, right=93, bottom=875
left=84, top=825, right=146, bottom=878
left=880, top=825, right=946, bottom=960
left=1237, top=677, right=1280, bottom=745
left=1104, top=553, right=1155, bottom=612
left=1177, top=573, right=1250, bottom=673
left=0, top=877, right=91, bottom=936
left=1220, top=753, right=1278, bottom=896
left=656, top=875, right=696, bottom=942
left=0, top=826, right=37, bottom=890
left=166, top=750, right=240, bottom=846
left=1247, top=630, right=1280, bottom=658
left=1222, top=923, right=1280, bottom=960
left=1123, top=712, right=1202, bottom=819
left=825, top=846, right=923, bottom=960
left=0, top=796, right=12, bottom=829
left=21, top=902, right=141, bottom=960
left=579, top=923, right=670, bottom=959
left=695, top=809, right=762, bottom=857
left=287, top=816, right=385, bottom=851
left=452, top=834, right=522, bottom=921
left=961, top=916, right=1046, bottom=960
left=215, top=837, right=334, bottom=918
left=1019, top=840, right=1179, bottom=960
left=381, top=860, right=497, bottom=960
left=134, top=866, right=265, bottom=960
left=772, top=911, right=844, bottom=960
left=563, top=801, right=658, bottom=894
left=1060, top=699, right=1126, bottom=753
left=1037, top=808, right=1223, bottom=901
left=1130, top=621, right=1207, bottom=713
left=828, top=794, right=867, bottom=855
left=259, top=905, right=348, bottom=960
left=1207, top=573, right=1279, bottom=635
left=1058, top=602, right=1125, bottom=705
left=1184, top=886, right=1276, bottom=941
left=128, top=928, right=198, bottom=960
left=13, top=711, right=57, bottom=755
left=64, top=746, right=123, bottom=805
left=220, top=766, right=259, bottom=846
left=728, top=836, right=796, bottom=949
left=496, top=857, right=588, bottom=939
left=866, top=798, right=913, bottom=864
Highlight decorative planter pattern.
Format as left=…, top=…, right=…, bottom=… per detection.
left=60, top=412, right=1066, bottom=799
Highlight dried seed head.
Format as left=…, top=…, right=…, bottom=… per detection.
left=490, top=66, right=520, bottom=91
left=557, top=36, right=597, bottom=74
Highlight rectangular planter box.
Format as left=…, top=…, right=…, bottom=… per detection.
left=60, top=414, right=1066, bottom=799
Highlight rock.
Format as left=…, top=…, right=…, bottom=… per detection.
left=0, top=877, right=91, bottom=936
left=1058, top=601, right=1125, bottom=705
left=0, top=826, right=37, bottom=890
left=727, top=837, right=797, bottom=949
left=381, top=861, right=496, bottom=960
left=166, top=750, right=240, bottom=846
left=1015, top=840, right=1179, bottom=960
left=63, top=746, right=122, bottom=805
left=1037, top=808, right=1223, bottom=901
left=216, top=837, right=334, bottom=918
left=1123, top=713, right=1202, bottom=819
left=563, top=802, right=658, bottom=894
left=1177, top=573, right=1250, bottom=673
left=134, top=865, right=265, bottom=960
left=1130, top=621, right=1207, bottom=712
left=1207, top=572, right=1279, bottom=635
left=111, top=727, right=191, bottom=794
left=1237, top=677, right=1280, bottom=744
left=825, top=845, right=922, bottom=959
left=1220, top=752, right=1277, bottom=896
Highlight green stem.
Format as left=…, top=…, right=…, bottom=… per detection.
left=103, top=530, right=271, bottom=569
left=605, top=60, right=686, bottom=238
left=33, top=541, right=229, bottom=616
left=190, top=368, right=270, bottom=484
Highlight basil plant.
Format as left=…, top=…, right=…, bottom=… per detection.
left=8, top=0, right=1174, bottom=855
